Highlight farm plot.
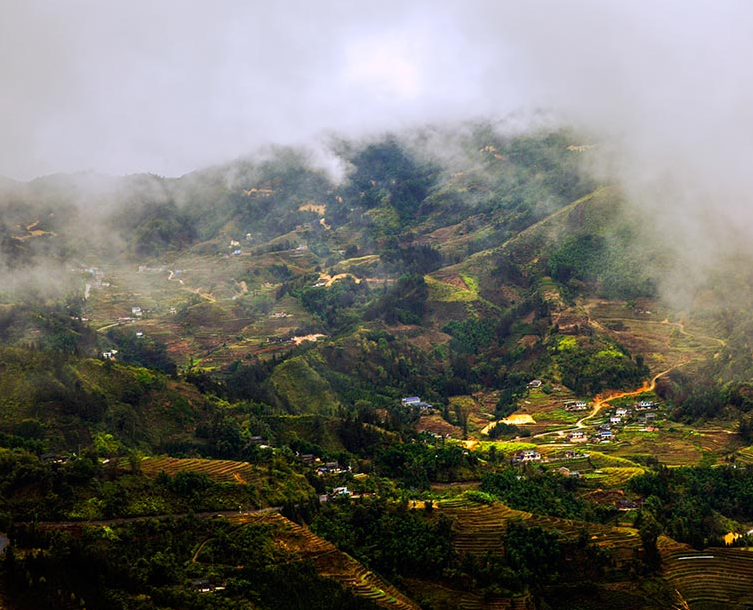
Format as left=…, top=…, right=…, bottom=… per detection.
left=139, top=456, right=263, bottom=485
left=734, top=445, right=753, bottom=464
left=662, top=545, right=753, bottom=609
left=402, top=578, right=524, bottom=610
left=257, top=513, right=421, bottom=610
left=438, top=498, right=531, bottom=555
left=584, top=466, right=645, bottom=488
left=612, top=431, right=704, bottom=466
left=438, top=497, right=641, bottom=564
left=584, top=298, right=722, bottom=374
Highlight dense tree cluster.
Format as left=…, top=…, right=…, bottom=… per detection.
left=481, top=467, right=614, bottom=522
left=549, top=335, right=649, bottom=395
left=312, top=497, right=455, bottom=579
left=631, top=465, right=753, bottom=549
left=106, top=327, right=176, bottom=376
left=6, top=516, right=378, bottom=610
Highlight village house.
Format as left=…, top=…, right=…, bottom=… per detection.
left=40, top=453, right=69, bottom=464
left=527, top=379, right=542, bottom=389
left=317, top=461, right=344, bottom=476
left=270, top=311, right=292, bottom=318
left=401, top=396, right=433, bottom=410
left=616, top=499, right=640, bottom=510
left=568, top=430, right=588, bottom=443
left=610, top=416, right=622, bottom=425
left=564, top=400, right=589, bottom=411
left=557, top=466, right=581, bottom=478
left=267, top=336, right=289, bottom=344
left=192, top=580, right=216, bottom=593
left=512, top=449, right=542, bottom=463
left=598, top=430, right=615, bottom=442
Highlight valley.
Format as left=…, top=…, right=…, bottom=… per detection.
left=1, top=126, right=753, bottom=609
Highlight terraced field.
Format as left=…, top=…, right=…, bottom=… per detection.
left=402, top=579, right=529, bottom=610
left=592, top=466, right=645, bottom=487
left=258, top=513, right=421, bottom=610
left=661, top=542, right=753, bottom=609
left=438, top=497, right=531, bottom=555
left=584, top=298, right=725, bottom=384
left=732, top=444, right=753, bottom=464
left=438, top=498, right=641, bottom=564
left=84, top=250, right=324, bottom=370
left=458, top=594, right=531, bottom=610
left=139, top=456, right=265, bottom=484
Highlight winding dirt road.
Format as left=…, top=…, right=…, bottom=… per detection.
left=574, top=363, right=684, bottom=429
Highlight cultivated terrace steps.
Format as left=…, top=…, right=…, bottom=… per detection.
left=660, top=538, right=753, bottom=609
left=138, top=456, right=265, bottom=485
left=437, top=498, right=641, bottom=565
left=438, top=498, right=531, bottom=555
left=261, top=513, right=421, bottom=610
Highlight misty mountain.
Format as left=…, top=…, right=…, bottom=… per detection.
left=3, top=121, right=753, bottom=610
left=0, top=122, right=744, bottom=419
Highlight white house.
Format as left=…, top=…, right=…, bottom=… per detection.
left=568, top=430, right=587, bottom=443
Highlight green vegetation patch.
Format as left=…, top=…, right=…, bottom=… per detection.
left=476, top=441, right=538, bottom=457
left=269, top=354, right=339, bottom=414
left=459, top=273, right=479, bottom=294
left=425, top=276, right=477, bottom=303
left=587, top=451, right=640, bottom=469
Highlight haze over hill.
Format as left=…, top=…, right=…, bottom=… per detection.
left=5, top=6, right=753, bottom=609
left=4, top=2, right=753, bottom=309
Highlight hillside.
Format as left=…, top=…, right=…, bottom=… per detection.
left=1, top=122, right=753, bottom=609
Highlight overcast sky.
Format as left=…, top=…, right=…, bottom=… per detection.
left=3, top=1, right=753, bottom=188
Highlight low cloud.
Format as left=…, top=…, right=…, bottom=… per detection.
left=2, top=1, right=752, bottom=305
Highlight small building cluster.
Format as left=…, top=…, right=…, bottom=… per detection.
left=587, top=400, right=661, bottom=442
left=316, top=461, right=346, bottom=476
left=564, top=400, right=589, bottom=412
left=401, top=396, right=433, bottom=411
left=269, top=311, right=293, bottom=318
